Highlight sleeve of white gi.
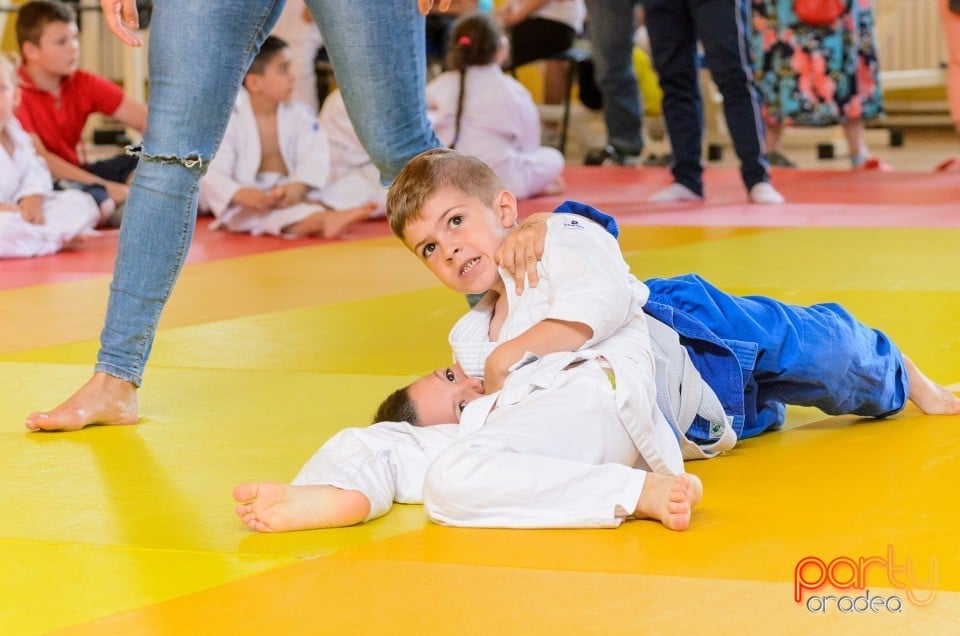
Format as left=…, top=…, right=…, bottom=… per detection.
left=289, top=104, right=330, bottom=190
left=200, top=113, right=245, bottom=217
left=505, top=76, right=542, bottom=153
left=539, top=214, right=642, bottom=347
left=291, top=421, right=458, bottom=523
left=11, top=121, right=52, bottom=200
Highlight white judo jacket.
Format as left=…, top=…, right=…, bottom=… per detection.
left=1, top=119, right=98, bottom=258
left=199, top=88, right=330, bottom=218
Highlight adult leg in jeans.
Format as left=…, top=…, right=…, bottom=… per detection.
left=583, top=0, right=644, bottom=159
left=308, top=0, right=440, bottom=183
left=26, top=0, right=441, bottom=431
left=26, top=0, right=283, bottom=432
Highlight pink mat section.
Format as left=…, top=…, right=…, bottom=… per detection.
left=3, top=167, right=957, bottom=290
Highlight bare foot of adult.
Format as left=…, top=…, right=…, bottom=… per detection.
left=633, top=473, right=703, bottom=531
left=233, top=482, right=370, bottom=532
left=25, top=372, right=139, bottom=432
left=904, top=356, right=960, bottom=415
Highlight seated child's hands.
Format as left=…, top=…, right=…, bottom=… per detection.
left=496, top=212, right=551, bottom=295
left=103, top=181, right=130, bottom=206
left=17, top=196, right=45, bottom=225
left=0, top=202, right=19, bottom=212
left=274, top=182, right=310, bottom=208
left=232, top=187, right=277, bottom=213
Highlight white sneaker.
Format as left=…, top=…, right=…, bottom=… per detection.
left=648, top=183, right=702, bottom=203
left=749, top=182, right=785, bottom=204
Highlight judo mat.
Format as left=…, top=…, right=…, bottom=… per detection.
left=1, top=166, right=958, bottom=634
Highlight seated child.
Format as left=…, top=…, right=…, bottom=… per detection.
left=316, top=89, right=388, bottom=216
left=198, top=36, right=377, bottom=238
left=427, top=12, right=565, bottom=199
left=13, top=0, right=146, bottom=223
left=1, top=55, right=99, bottom=258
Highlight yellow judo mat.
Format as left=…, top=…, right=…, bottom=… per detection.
left=2, top=224, right=958, bottom=634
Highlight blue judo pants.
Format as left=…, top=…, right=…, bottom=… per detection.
left=645, top=275, right=909, bottom=440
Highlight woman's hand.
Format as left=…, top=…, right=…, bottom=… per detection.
left=101, top=0, right=142, bottom=47
left=417, top=0, right=454, bottom=16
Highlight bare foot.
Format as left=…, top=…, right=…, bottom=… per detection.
left=284, top=203, right=378, bottom=239
left=25, top=372, right=138, bottom=432
left=542, top=176, right=565, bottom=196
left=233, top=482, right=370, bottom=532
left=904, top=356, right=960, bottom=415
left=633, top=473, right=703, bottom=531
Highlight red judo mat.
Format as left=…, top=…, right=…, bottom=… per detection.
left=3, top=166, right=957, bottom=291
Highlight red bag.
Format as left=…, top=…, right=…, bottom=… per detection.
left=794, top=0, right=846, bottom=26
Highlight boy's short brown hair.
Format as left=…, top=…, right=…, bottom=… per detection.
left=387, top=149, right=503, bottom=239
left=247, top=35, right=288, bottom=76
left=15, top=0, right=76, bottom=51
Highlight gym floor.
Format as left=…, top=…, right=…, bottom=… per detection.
left=2, top=163, right=958, bottom=634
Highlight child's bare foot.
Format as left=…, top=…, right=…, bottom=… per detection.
left=904, top=356, right=960, bottom=415
left=543, top=176, right=565, bottom=196
left=25, top=372, right=138, bottom=432
left=233, top=482, right=370, bottom=532
left=633, top=473, right=703, bottom=531
left=284, top=203, right=378, bottom=239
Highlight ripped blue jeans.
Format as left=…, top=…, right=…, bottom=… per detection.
left=97, top=0, right=440, bottom=385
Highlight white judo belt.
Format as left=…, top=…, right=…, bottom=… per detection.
left=647, top=316, right=737, bottom=460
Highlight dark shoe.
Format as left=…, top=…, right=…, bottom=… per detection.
left=584, top=145, right=640, bottom=166
left=765, top=151, right=797, bottom=168
left=642, top=153, right=672, bottom=167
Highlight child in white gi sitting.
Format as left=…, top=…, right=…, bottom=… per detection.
left=317, top=89, right=388, bottom=216
left=198, top=36, right=376, bottom=239
left=427, top=12, right=565, bottom=199
left=0, top=55, right=99, bottom=258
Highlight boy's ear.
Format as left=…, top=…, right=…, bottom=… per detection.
left=243, top=73, right=260, bottom=93
left=494, top=189, right=519, bottom=228
left=20, top=41, right=39, bottom=64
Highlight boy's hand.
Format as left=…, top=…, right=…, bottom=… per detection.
left=101, top=0, right=142, bottom=47
left=103, top=181, right=130, bottom=206
left=496, top=212, right=551, bottom=294
left=273, top=182, right=310, bottom=208
left=17, top=196, right=45, bottom=225
left=482, top=342, right=519, bottom=394
left=0, top=202, right=19, bottom=212
left=232, top=188, right=277, bottom=213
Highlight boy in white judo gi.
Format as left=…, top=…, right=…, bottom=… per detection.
left=198, top=36, right=376, bottom=239
left=233, top=148, right=959, bottom=534
left=233, top=148, right=703, bottom=532
left=0, top=55, right=99, bottom=258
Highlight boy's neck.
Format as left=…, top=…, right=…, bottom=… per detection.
left=22, top=63, right=66, bottom=94
left=248, top=91, right=280, bottom=117
left=0, top=123, right=13, bottom=154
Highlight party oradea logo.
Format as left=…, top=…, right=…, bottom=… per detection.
left=794, top=545, right=937, bottom=614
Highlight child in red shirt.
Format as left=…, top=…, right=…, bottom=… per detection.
left=13, top=0, right=147, bottom=224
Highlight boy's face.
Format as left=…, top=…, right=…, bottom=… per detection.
left=248, top=49, right=295, bottom=103
left=0, top=68, right=19, bottom=126
left=407, top=364, right=485, bottom=426
left=401, top=186, right=518, bottom=295
left=24, top=21, right=80, bottom=77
